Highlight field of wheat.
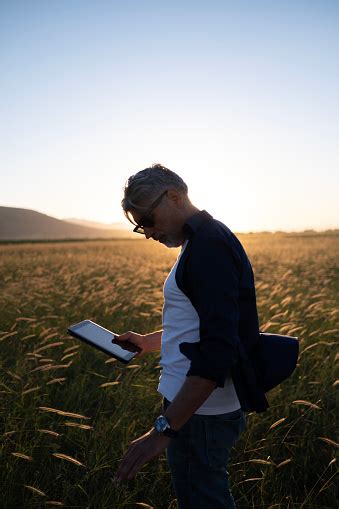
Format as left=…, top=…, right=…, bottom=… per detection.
left=0, top=234, right=338, bottom=509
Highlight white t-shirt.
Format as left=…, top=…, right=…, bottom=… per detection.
left=157, top=239, right=241, bottom=415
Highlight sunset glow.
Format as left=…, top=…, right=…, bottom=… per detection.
left=1, top=1, right=338, bottom=232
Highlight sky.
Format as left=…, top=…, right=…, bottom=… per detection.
left=1, top=0, right=338, bottom=232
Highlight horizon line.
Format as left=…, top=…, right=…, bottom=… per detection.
left=0, top=203, right=338, bottom=235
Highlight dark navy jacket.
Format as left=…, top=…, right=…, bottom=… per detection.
left=176, top=209, right=269, bottom=413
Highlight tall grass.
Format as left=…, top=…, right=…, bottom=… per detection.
left=0, top=235, right=338, bottom=508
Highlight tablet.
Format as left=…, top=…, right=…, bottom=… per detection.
left=67, top=319, right=140, bottom=364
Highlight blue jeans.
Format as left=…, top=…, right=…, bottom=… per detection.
left=162, top=397, right=246, bottom=509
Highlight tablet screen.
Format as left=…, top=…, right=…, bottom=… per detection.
left=69, top=320, right=138, bottom=362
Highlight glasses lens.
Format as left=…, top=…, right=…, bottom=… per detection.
left=133, top=215, right=153, bottom=234
left=141, top=216, right=154, bottom=228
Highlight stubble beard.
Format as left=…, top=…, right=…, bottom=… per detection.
left=161, top=232, right=185, bottom=248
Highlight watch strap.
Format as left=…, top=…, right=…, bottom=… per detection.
left=154, top=415, right=179, bottom=438
left=162, top=426, right=178, bottom=438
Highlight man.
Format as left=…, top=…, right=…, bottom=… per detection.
left=114, top=164, right=268, bottom=508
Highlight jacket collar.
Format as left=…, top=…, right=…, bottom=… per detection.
left=183, top=210, right=214, bottom=237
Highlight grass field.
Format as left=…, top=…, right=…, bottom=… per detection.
left=0, top=234, right=338, bottom=508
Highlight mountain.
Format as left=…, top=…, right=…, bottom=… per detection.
left=0, top=206, right=135, bottom=240
left=64, top=218, right=130, bottom=230
left=1, top=206, right=337, bottom=241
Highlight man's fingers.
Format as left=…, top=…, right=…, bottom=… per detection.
left=115, top=442, right=140, bottom=480
left=126, top=446, right=163, bottom=480
left=118, top=447, right=153, bottom=481
left=114, top=431, right=169, bottom=482
left=115, top=436, right=153, bottom=481
left=126, top=457, right=148, bottom=480
left=115, top=331, right=132, bottom=341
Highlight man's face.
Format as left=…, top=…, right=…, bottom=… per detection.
left=130, top=190, right=186, bottom=248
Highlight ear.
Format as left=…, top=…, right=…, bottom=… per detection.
left=166, top=189, right=184, bottom=207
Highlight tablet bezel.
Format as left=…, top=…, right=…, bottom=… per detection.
left=67, top=320, right=140, bottom=364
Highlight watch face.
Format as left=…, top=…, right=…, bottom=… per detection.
left=154, top=415, right=168, bottom=433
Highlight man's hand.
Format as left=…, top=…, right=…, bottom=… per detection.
left=114, top=428, right=171, bottom=482
left=117, top=330, right=162, bottom=355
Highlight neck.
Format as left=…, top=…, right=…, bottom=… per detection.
left=182, top=204, right=200, bottom=222
left=176, top=204, right=200, bottom=246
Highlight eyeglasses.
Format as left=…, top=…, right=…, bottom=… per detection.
left=131, top=190, right=168, bottom=234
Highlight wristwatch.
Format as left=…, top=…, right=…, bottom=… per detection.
left=153, top=415, right=178, bottom=438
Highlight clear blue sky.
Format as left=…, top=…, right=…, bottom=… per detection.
left=1, top=0, right=338, bottom=232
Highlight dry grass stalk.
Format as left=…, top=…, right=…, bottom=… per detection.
left=11, top=452, right=33, bottom=461
left=22, top=386, right=40, bottom=395
left=268, top=417, right=287, bottom=430
left=276, top=459, right=292, bottom=468
left=46, top=378, right=67, bottom=385
left=30, top=361, right=72, bottom=373
left=37, top=429, right=61, bottom=437
left=0, top=331, right=17, bottom=341
left=38, top=406, right=91, bottom=420
left=99, top=381, right=120, bottom=388
left=60, top=352, right=78, bottom=361
left=318, top=437, right=339, bottom=448
left=63, top=345, right=80, bottom=354
left=52, top=453, right=85, bottom=467
left=62, top=421, right=93, bottom=430
left=23, top=485, right=46, bottom=497
left=291, top=400, right=322, bottom=409
left=248, top=459, right=274, bottom=465
left=33, top=342, right=64, bottom=354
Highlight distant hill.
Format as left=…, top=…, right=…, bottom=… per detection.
left=1, top=206, right=337, bottom=242
left=0, top=206, right=135, bottom=240
left=64, top=218, right=130, bottom=230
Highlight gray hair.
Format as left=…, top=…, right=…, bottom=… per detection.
left=121, top=163, right=188, bottom=217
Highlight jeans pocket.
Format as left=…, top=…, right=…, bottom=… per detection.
left=204, top=410, right=245, bottom=469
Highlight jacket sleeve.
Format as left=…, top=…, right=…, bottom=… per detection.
left=179, top=235, right=242, bottom=388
